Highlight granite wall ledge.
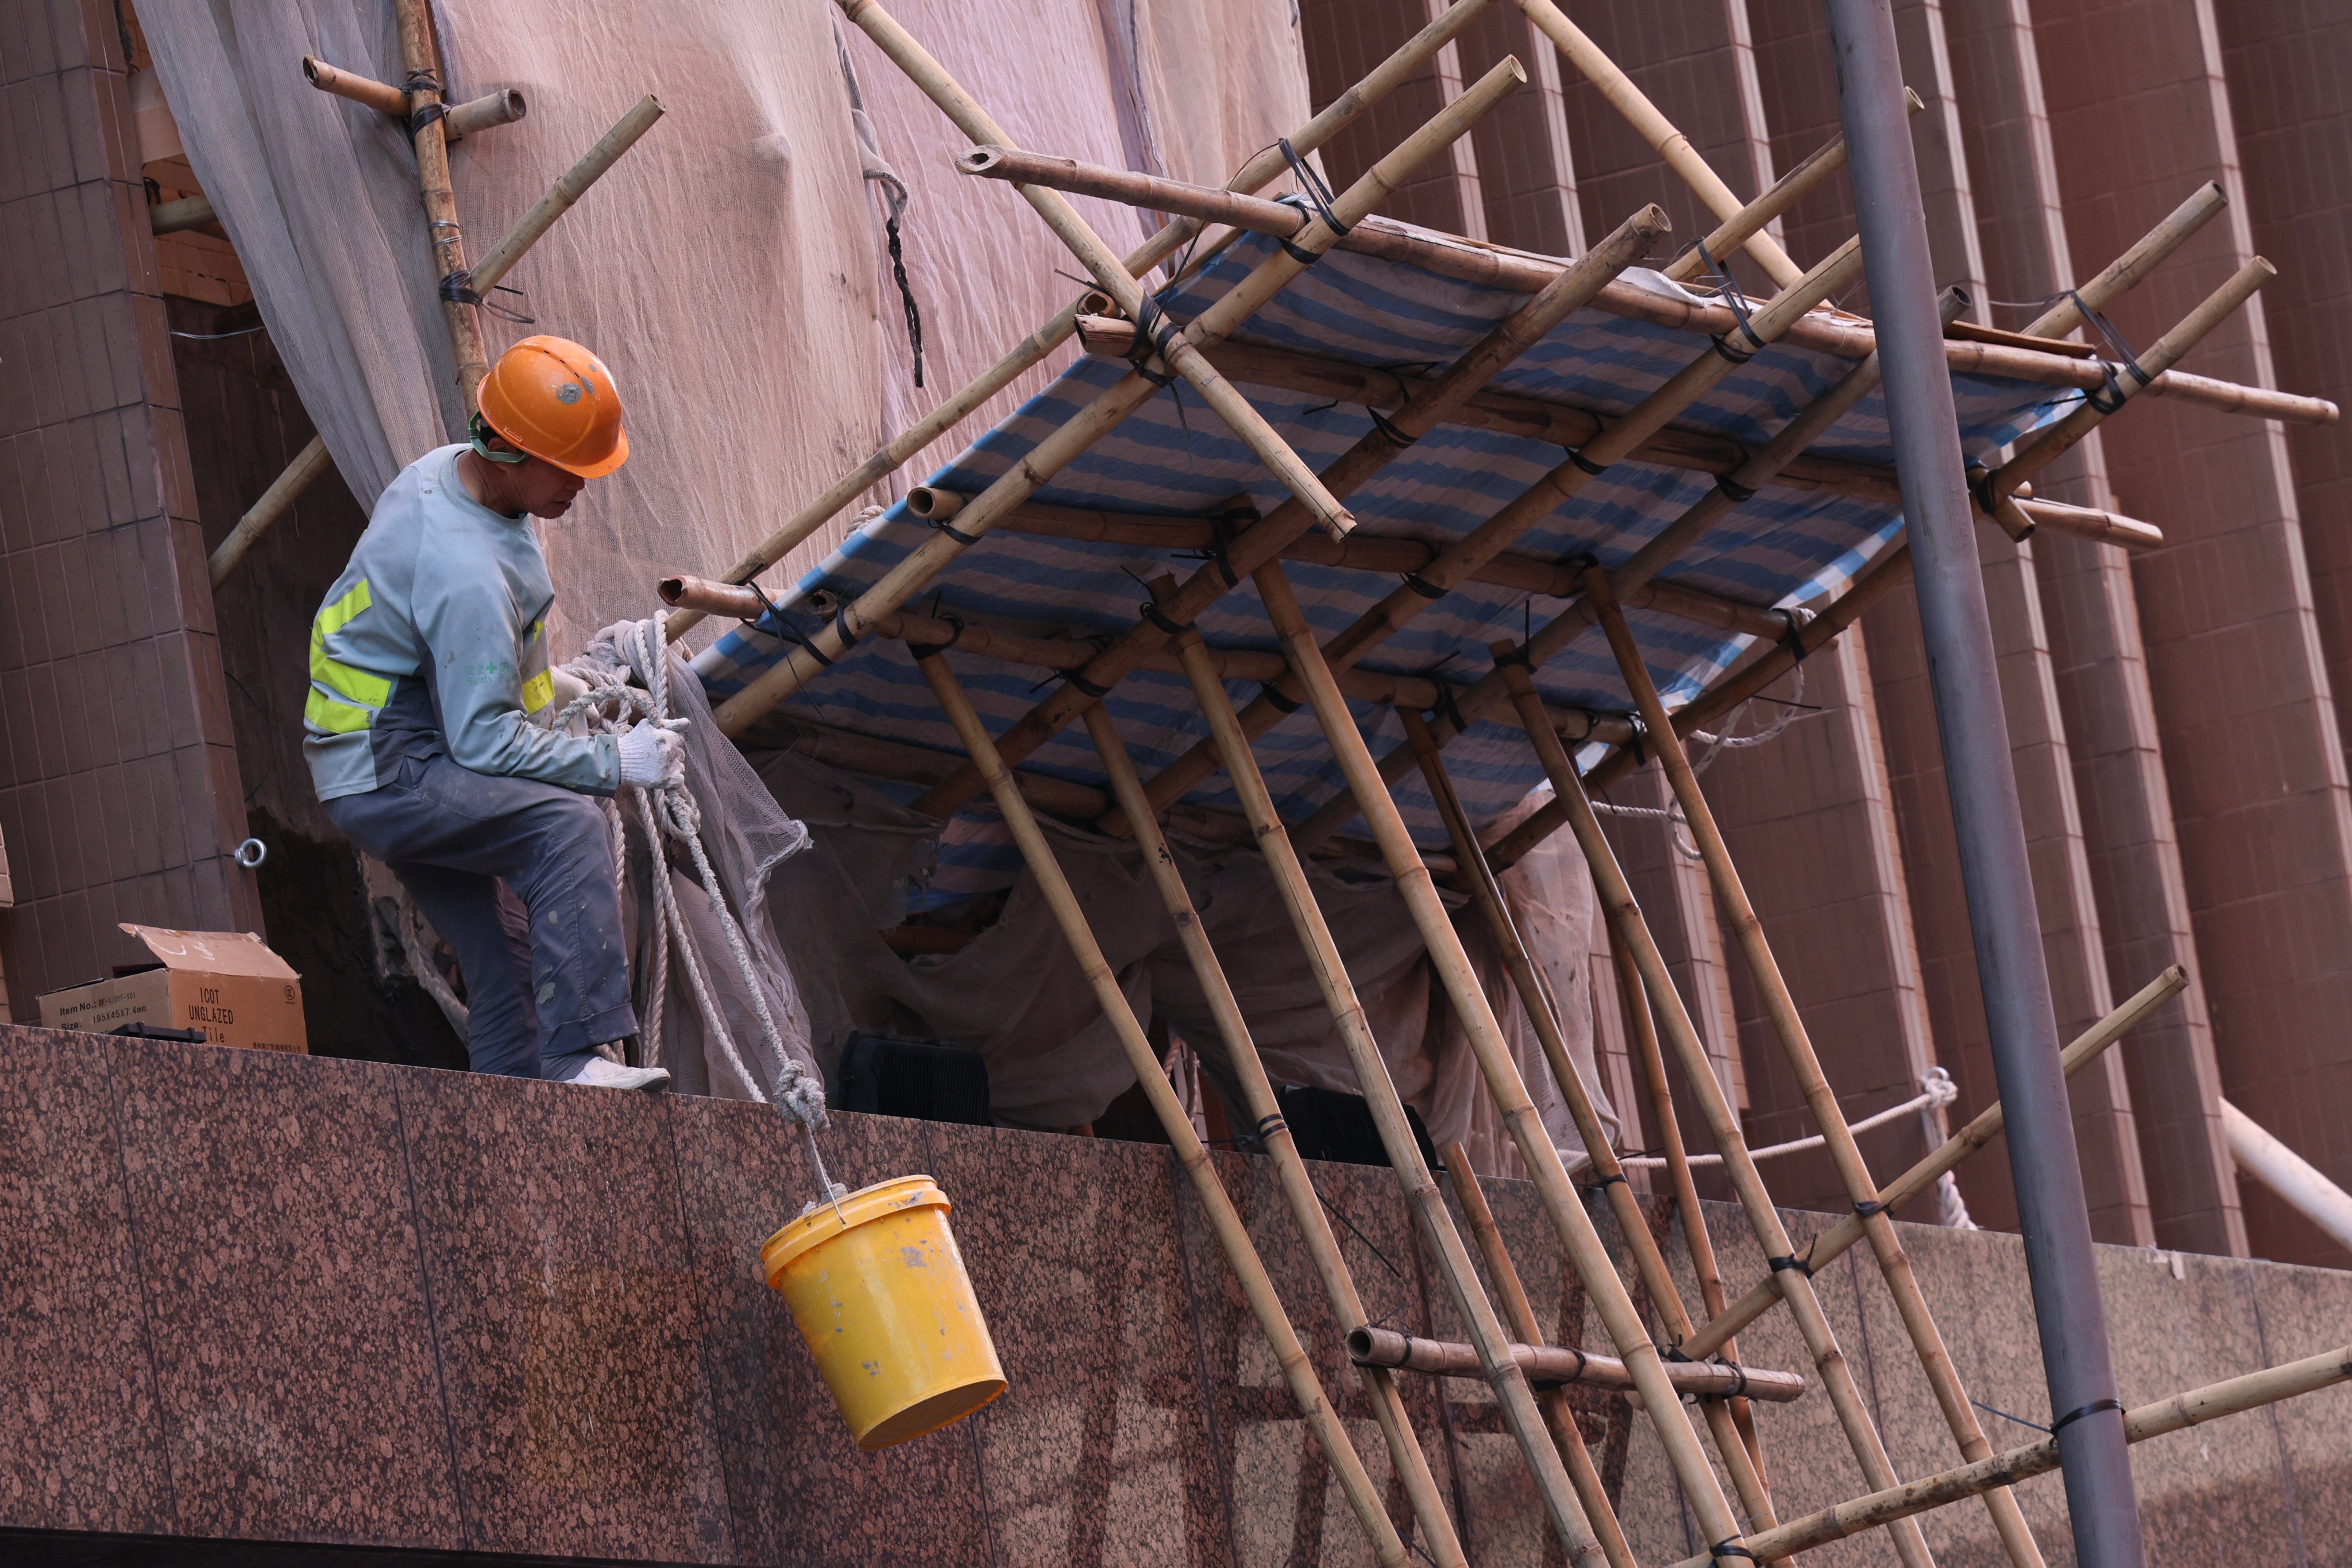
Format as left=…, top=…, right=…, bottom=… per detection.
left=1, top=1023, right=2346, bottom=1567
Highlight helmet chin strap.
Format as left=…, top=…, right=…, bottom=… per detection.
left=468, top=411, right=528, bottom=465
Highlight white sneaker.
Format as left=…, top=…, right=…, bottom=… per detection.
left=562, top=1056, right=671, bottom=1092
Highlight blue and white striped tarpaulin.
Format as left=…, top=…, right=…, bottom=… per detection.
left=697, top=231, right=2076, bottom=909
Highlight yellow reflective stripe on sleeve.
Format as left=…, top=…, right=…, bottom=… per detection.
left=309, top=578, right=391, bottom=714
left=304, top=687, right=377, bottom=734
left=521, top=669, right=554, bottom=712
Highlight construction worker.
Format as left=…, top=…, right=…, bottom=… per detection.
left=303, top=336, right=674, bottom=1090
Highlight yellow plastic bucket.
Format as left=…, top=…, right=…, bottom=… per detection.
left=760, top=1174, right=1005, bottom=1450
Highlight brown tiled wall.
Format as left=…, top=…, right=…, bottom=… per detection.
left=0, top=0, right=258, bottom=1017
left=1298, top=0, right=1486, bottom=238
left=1453, top=2, right=1584, bottom=256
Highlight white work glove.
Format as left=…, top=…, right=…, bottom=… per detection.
left=615, top=719, right=689, bottom=789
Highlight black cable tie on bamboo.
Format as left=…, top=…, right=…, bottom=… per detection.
left=831, top=613, right=861, bottom=658
left=1715, top=472, right=1759, bottom=504
left=1490, top=643, right=1534, bottom=673
left=2087, top=358, right=2131, bottom=415
left=1426, top=675, right=1466, bottom=740
left=1717, top=1362, right=1751, bottom=1400
left=1236, top=1111, right=1287, bottom=1153
left=1710, top=1542, right=1758, bottom=1562
left=1401, top=572, right=1447, bottom=600
left=1126, top=294, right=1182, bottom=388
left=1566, top=447, right=1609, bottom=477
left=1279, top=137, right=1351, bottom=241
left=1140, top=600, right=1192, bottom=636
left=1781, top=609, right=1812, bottom=666
left=407, top=100, right=448, bottom=137
left=1767, top=1252, right=1814, bottom=1277
left=1063, top=669, right=1112, bottom=698
left=1579, top=1169, right=1628, bottom=1199
left=1853, top=1197, right=1890, bottom=1218
left=2048, top=1396, right=2123, bottom=1435
left=905, top=614, right=965, bottom=662
left=439, top=269, right=535, bottom=324
left=1366, top=405, right=1418, bottom=449
left=400, top=68, right=441, bottom=97
left=927, top=513, right=984, bottom=548
left=1261, top=682, right=1304, bottom=715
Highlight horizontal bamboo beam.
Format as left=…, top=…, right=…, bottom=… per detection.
left=1659, top=1339, right=2352, bottom=1567
left=149, top=193, right=216, bottom=235
left=303, top=56, right=527, bottom=141
left=1347, top=1325, right=1806, bottom=1402
left=1680, top=965, right=2188, bottom=1362
left=208, top=435, right=333, bottom=588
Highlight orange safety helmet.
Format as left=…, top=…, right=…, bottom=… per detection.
left=476, top=335, right=630, bottom=478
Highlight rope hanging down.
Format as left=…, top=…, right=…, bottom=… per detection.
left=836, top=19, right=925, bottom=388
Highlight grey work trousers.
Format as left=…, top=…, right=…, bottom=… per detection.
left=327, top=752, right=637, bottom=1079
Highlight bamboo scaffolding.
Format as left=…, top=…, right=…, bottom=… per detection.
left=207, top=96, right=663, bottom=590
left=393, top=0, right=489, bottom=412
left=1122, top=236, right=1866, bottom=832
left=1682, top=965, right=2190, bottom=1360
left=1440, top=1144, right=1639, bottom=1568
left=1659, top=1341, right=2352, bottom=1567
left=847, top=0, right=1511, bottom=540
left=1492, top=647, right=1939, bottom=1568
left=149, top=192, right=215, bottom=234
left=915, top=650, right=1415, bottom=1568
left=1078, top=698, right=1469, bottom=1568
left=1160, top=590, right=1612, bottom=1565
left=870, top=205, right=1666, bottom=807
left=304, top=56, right=527, bottom=143
left=1510, top=0, right=1801, bottom=287
left=1405, top=712, right=1778, bottom=1529
left=665, top=0, right=1498, bottom=643
left=710, top=55, right=1530, bottom=736
left=1586, top=569, right=2043, bottom=1568
left=1349, top=1323, right=1805, bottom=1401
left=1248, top=563, right=1761, bottom=1565
left=2021, top=182, right=2226, bottom=342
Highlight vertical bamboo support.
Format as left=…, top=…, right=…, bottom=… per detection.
left=915, top=651, right=1413, bottom=1568
left=1492, top=650, right=1938, bottom=1568
left=668, top=0, right=1499, bottom=641
left=1400, top=709, right=1776, bottom=1529
left=1250, top=563, right=1755, bottom=1563
left=1078, top=697, right=1470, bottom=1568
left=711, top=54, right=1526, bottom=736
left=1585, top=571, right=2043, bottom=1568
left=1440, top=1141, right=1639, bottom=1568
left=1512, top=0, right=1802, bottom=288
left=1164, top=613, right=1609, bottom=1566
left=393, top=0, right=488, bottom=415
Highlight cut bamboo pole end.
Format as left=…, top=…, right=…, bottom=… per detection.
left=208, top=434, right=333, bottom=588
left=470, top=95, right=666, bottom=293
left=2222, top=1099, right=2352, bottom=1254
left=444, top=88, right=527, bottom=142
left=659, top=574, right=767, bottom=620
left=2022, top=181, right=2226, bottom=341
left=303, top=56, right=407, bottom=118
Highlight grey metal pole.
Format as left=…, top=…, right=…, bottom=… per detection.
left=1820, top=3, right=2146, bottom=1566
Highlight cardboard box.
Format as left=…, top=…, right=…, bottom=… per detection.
left=40, top=925, right=308, bottom=1054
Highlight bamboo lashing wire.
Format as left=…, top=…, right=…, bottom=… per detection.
left=1287, top=283, right=1964, bottom=858
left=913, top=650, right=1414, bottom=1568
left=206, top=96, right=664, bottom=590
left=1249, top=562, right=1759, bottom=1565
left=392, top=0, right=489, bottom=414
left=1658, top=1340, right=2352, bottom=1567
left=885, top=204, right=1668, bottom=812
left=1492, top=648, right=1940, bottom=1568
left=665, top=0, right=1500, bottom=642
left=1512, top=0, right=1801, bottom=288
left=1122, top=234, right=1866, bottom=833
left=1405, top=713, right=1778, bottom=1530
left=1681, top=964, right=2189, bottom=1361
left=1585, top=566, right=2045, bottom=1568
left=1158, top=591, right=1611, bottom=1565
left=709, top=52, right=1529, bottom=736
left=841, top=0, right=1521, bottom=541
left=1435, top=1145, right=1637, bottom=1568
left=1605, top=917, right=1768, bottom=1485
left=1076, top=695, right=1469, bottom=1568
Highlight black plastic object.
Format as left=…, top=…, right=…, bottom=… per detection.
left=1277, top=1084, right=1442, bottom=1172
left=107, top=1022, right=210, bottom=1044
left=837, top=1032, right=991, bottom=1126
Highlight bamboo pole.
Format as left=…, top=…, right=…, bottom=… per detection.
left=1405, top=712, right=1777, bottom=1528
left=1439, top=1144, right=1639, bottom=1568
left=916, top=651, right=1414, bottom=1568
left=149, top=193, right=215, bottom=234
left=710, top=59, right=1534, bottom=736
left=839, top=204, right=1668, bottom=801
left=1605, top=920, right=1767, bottom=1485
left=1250, top=563, right=1759, bottom=1564
left=665, top=0, right=1497, bottom=642
left=1512, top=0, right=1801, bottom=287
left=1161, top=595, right=1611, bottom=1565
left=1122, top=236, right=1866, bottom=831
left=1587, top=569, right=2044, bottom=1568
left=208, top=434, right=332, bottom=588
left=303, top=56, right=407, bottom=117
left=2221, top=1099, right=2352, bottom=1254
left=843, top=0, right=1504, bottom=540
left=393, top=0, right=489, bottom=415
left=1493, top=648, right=1939, bottom=1568
left=2020, top=181, right=2226, bottom=341
left=1681, top=964, right=2187, bottom=1360
left=1350, top=1322, right=1805, bottom=1401
left=1079, top=700, right=1469, bottom=1568
left=1659, top=1341, right=2352, bottom=1567
left=468, top=96, right=666, bottom=292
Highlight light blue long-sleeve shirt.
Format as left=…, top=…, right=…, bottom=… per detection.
left=303, top=445, right=620, bottom=801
